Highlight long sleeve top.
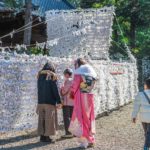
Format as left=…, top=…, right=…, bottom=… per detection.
left=38, top=74, right=61, bottom=105
left=61, top=78, right=74, bottom=106
left=132, top=90, right=150, bottom=123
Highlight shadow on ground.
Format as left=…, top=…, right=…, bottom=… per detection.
left=65, top=147, right=86, bottom=150
left=0, top=132, right=37, bottom=146
left=1, top=142, right=50, bottom=150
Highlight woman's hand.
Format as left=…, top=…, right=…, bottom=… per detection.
left=132, top=118, right=136, bottom=123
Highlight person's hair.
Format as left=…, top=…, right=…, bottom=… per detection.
left=42, top=62, right=55, bottom=73
left=145, top=78, right=150, bottom=89
left=64, top=68, right=73, bottom=76
left=76, top=58, right=86, bottom=67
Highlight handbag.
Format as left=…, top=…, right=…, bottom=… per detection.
left=143, top=91, right=150, bottom=104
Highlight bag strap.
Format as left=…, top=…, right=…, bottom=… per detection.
left=143, top=91, right=150, bottom=104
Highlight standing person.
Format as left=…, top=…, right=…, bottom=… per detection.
left=69, top=58, right=97, bottom=149
left=37, top=62, right=62, bottom=143
left=132, top=78, right=150, bottom=150
left=61, top=68, right=74, bottom=138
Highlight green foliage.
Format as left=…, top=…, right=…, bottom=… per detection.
left=92, top=3, right=103, bottom=8
left=138, top=0, right=150, bottom=27
left=134, top=28, right=150, bottom=57
left=80, top=0, right=150, bottom=58
left=28, top=47, right=43, bottom=55
left=5, top=0, right=24, bottom=8
left=68, top=0, right=81, bottom=8
left=80, top=0, right=97, bottom=8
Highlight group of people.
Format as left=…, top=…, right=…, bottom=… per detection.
left=36, top=58, right=97, bottom=149
left=36, top=57, right=150, bottom=150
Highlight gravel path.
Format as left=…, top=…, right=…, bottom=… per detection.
left=0, top=104, right=144, bottom=150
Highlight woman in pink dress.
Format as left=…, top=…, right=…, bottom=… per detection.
left=69, top=58, right=97, bottom=149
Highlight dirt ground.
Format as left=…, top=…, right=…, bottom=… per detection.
left=0, top=104, right=144, bottom=150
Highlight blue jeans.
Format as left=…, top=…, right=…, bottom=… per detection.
left=144, top=146, right=149, bottom=150
left=142, top=123, right=150, bottom=148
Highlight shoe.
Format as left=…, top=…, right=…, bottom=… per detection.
left=45, top=136, right=52, bottom=142
left=88, top=143, right=95, bottom=148
left=46, top=137, right=56, bottom=143
left=40, top=135, right=46, bottom=142
left=79, top=143, right=88, bottom=149
left=41, top=136, right=54, bottom=143
left=61, top=134, right=74, bottom=138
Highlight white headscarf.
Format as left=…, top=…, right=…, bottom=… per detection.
left=74, top=64, right=97, bottom=79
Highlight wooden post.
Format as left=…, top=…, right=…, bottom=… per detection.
left=23, top=0, right=32, bottom=45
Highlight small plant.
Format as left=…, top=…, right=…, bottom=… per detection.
left=27, top=47, right=50, bottom=55
left=28, top=47, right=43, bottom=55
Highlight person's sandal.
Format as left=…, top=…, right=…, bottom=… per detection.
left=88, top=143, right=95, bottom=148
left=79, top=143, right=88, bottom=149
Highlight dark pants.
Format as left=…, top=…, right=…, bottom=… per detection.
left=142, top=123, right=150, bottom=148
left=63, top=106, right=73, bottom=135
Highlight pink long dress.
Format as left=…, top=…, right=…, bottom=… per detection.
left=69, top=74, right=96, bottom=144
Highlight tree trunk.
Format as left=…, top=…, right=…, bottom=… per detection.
left=130, top=0, right=138, bottom=49
left=23, top=0, right=32, bottom=45
left=114, top=0, right=119, bottom=42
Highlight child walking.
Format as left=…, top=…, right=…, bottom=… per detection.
left=132, top=78, right=150, bottom=150
left=61, top=68, right=74, bottom=138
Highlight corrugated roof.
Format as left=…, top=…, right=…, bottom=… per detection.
left=32, top=0, right=75, bottom=16
left=0, top=0, right=75, bottom=15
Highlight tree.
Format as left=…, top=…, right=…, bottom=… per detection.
left=23, top=0, right=32, bottom=45
left=134, top=1, right=150, bottom=57
left=5, top=0, right=24, bottom=8
left=81, top=0, right=150, bottom=58
left=68, top=0, right=81, bottom=8
left=80, top=0, right=98, bottom=8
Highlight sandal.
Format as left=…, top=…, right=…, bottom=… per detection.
left=88, top=143, right=95, bottom=148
